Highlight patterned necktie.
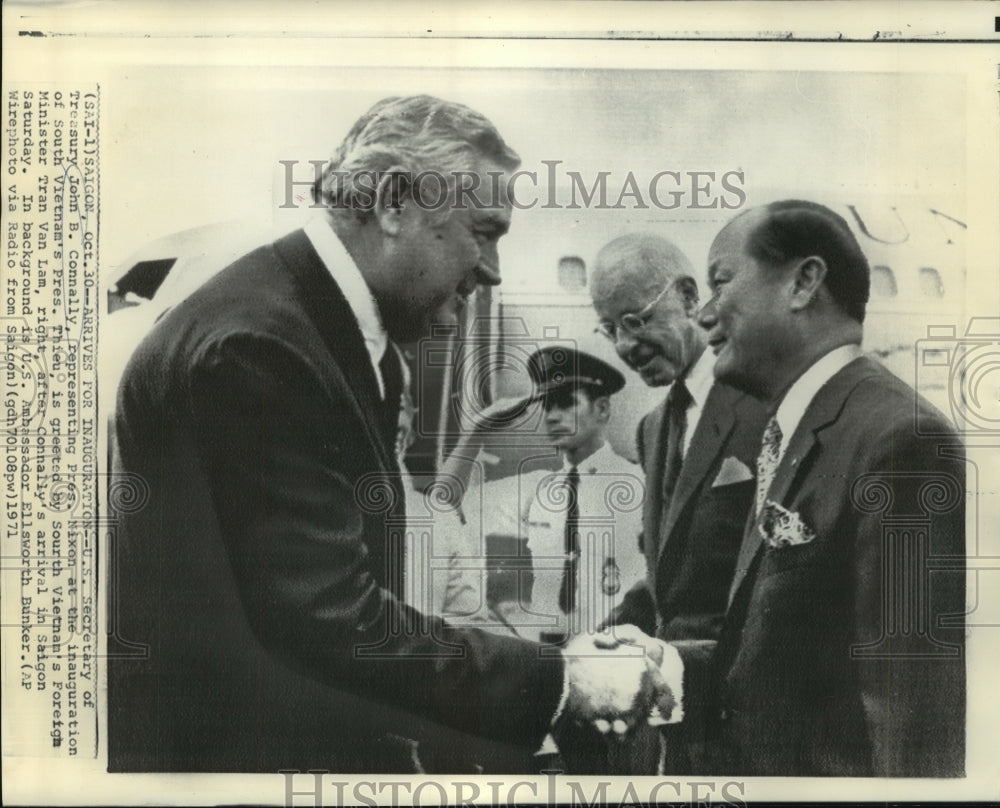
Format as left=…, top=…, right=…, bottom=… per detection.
left=558, top=465, right=581, bottom=614
left=755, top=417, right=783, bottom=516
left=662, top=378, right=692, bottom=506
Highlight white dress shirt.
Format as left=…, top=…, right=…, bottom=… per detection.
left=678, top=346, right=717, bottom=457
left=478, top=442, right=646, bottom=644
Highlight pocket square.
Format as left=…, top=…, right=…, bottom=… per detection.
left=712, top=456, right=754, bottom=487
left=760, top=501, right=816, bottom=548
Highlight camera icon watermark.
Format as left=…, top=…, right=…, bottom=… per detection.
left=915, top=317, right=1000, bottom=436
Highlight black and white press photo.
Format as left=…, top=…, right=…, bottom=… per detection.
left=3, top=3, right=998, bottom=805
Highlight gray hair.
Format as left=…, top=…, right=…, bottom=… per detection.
left=312, top=95, right=520, bottom=222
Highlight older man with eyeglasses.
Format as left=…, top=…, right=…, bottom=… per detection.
left=588, top=232, right=768, bottom=772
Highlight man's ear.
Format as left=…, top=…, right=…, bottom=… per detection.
left=374, top=166, right=413, bottom=236
left=594, top=396, right=611, bottom=422
left=675, top=276, right=700, bottom=316
left=789, top=256, right=827, bottom=312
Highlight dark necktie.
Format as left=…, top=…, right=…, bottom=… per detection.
left=662, top=378, right=692, bottom=508
left=378, top=343, right=404, bottom=448
left=558, top=465, right=581, bottom=615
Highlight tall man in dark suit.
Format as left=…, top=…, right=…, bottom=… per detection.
left=108, top=95, right=667, bottom=773
left=630, top=200, right=966, bottom=776
left=589, top=234, right=767, bottom=644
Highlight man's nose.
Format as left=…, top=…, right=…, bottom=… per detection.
left=697, top=296, right=718, bottom=329
left=475, top=245, right=502, bottom=287
left=545, top=406, right=569, bottom=425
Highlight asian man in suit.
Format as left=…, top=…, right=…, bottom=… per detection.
left=108, top=95, right=668, bottom=773
left=625, top=200, right=966, bottom=776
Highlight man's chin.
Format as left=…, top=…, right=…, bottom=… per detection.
left=637, top=359, right=674, bottom=387
left=712, top=354, right=735, bottom=384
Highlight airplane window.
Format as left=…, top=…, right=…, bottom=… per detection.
left=871, top=265, right=898, bottom=297
left=558, top=256, right=587, bottom=292
left=919, top=267, right=945, bottom=298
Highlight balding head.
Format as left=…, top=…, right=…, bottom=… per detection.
left=699, top=201, right=866, bottom=402
left=590, top=233, right=705, bottom=387
left=591, top=233, right=696, bottom=307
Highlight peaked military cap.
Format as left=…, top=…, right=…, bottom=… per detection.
left=526, top=346, right=626, bottom=397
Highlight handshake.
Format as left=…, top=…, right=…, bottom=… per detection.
left=553, top=624, right=682, bottom=773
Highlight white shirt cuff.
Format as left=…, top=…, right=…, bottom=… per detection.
left=656, top=641, right=685, bottom=724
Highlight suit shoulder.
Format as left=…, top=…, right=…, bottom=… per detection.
left=164, top=242, right=310, bottom=339
left=125, top=239, right=327, bottom=379
left=847, top=362, right=956, bottom=440
left=820, top=362, right=962, bottom=474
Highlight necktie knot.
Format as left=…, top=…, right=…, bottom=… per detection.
left=662, top=378, right=691, bottom=503
left=668, top=378, right=692, bottom=413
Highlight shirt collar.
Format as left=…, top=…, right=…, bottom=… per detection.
left=303, top=216, right=387, bottom=367
left=565, top=440, right=614, bottom=474
left=683, top=345, right=715, bottom=409
left=774, top=343, right=863, bottom=450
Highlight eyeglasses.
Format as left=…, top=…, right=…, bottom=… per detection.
left=594, top=283, right=672, bottom=341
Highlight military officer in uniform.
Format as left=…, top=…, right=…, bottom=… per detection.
left=437, top=346, right=646, bottom=644
left=500, top=347, right=647, bottom=645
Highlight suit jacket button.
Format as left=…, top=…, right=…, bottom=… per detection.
left=718, top=708, right=731, bottom=722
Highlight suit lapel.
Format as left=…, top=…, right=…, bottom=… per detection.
left=273, top=229, right=396, bottom=473
left=657, top=382, right=735, bottom=568
left=726, top=357, right=879, bottom=606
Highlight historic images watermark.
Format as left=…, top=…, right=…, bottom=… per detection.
left=278, top=160, right=748, bottom=213
left=280, top=770, right=748, bottom=808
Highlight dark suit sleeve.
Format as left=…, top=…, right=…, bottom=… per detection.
left=635, top=414, right=648, bottom=468
left=599, top=581, right=656, bottom=635
left=187, top=333, right=563, bottom=745
left=850, top=423, right=965, bottom=776
left=597, top=413, right=656, bottom=633
left=670, top=639, right=717, bottom=720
